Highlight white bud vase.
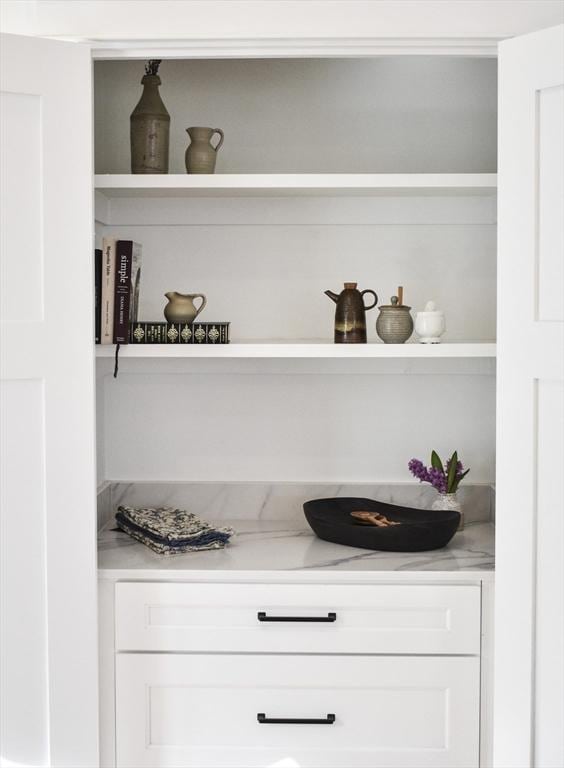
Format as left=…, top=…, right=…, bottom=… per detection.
left=431, top=491, right=464, bottom=531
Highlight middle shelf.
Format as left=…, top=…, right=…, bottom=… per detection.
left=95, top=341, right=496, bottom=359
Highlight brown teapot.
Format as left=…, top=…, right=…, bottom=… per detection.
left=325, top=282, right=378, bottom=343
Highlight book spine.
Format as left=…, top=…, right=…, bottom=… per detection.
left=129, top=242, right=142, bottom=325
left=129, top=322, right=230, bottom=344
left=94, top=248, right=102, bottom=344
left=100, top=238, right=116, bottom=345
left=113, top=241, right=134, bottom=344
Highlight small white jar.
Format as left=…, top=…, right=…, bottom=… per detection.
left=415, top=301, right=446, bottom=343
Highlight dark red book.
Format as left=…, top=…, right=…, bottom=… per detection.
left=113, top=241, right=141, bottom=344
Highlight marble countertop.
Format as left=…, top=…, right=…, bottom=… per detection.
left=98, top=519, right=495, bottom=582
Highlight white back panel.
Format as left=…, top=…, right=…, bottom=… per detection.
left=0, top=34, right=98, bottom=767
left=100, top=217, right=496, bottom=342
left=102, top=370, right=495, bottom=482
left=94, top=57, right=497, bottom=174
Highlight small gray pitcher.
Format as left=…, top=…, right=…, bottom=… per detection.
left=185, top=127, right=224, bottom=174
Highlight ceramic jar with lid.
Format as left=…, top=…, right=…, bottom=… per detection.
left=415, top=301, right=446, bottom=343
left=376, top=295, right=414, bottom=344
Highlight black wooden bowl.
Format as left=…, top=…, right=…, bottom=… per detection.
left=303, top=497, right=460, bottom=552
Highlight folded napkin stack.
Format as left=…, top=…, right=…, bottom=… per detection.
left=115, top=505, right=235, bottom=555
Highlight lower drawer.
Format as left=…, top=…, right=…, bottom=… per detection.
left=116, top=654, right=479, bottom=768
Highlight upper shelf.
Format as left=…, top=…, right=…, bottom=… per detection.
left=95, top=342, right=496, bottom=359
left=94, top=173, right=498, bottom=198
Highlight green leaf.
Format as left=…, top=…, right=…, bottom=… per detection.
left=431, top=451, right=443, bottom=472
left=452, top=468, right=470, bottom=493
left=446, top=450, right=458, bottom=494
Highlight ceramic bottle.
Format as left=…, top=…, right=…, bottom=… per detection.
left=130, top=61, right=170, bottom=174
left=185, top=127, right=224, bottom=173
left=325, top=283, right=378, bottom=343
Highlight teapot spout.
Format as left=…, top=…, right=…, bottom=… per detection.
left=325, top=289, right=340, bottom=304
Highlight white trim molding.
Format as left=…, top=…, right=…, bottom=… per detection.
left=1, top=1, right=563, bottom=51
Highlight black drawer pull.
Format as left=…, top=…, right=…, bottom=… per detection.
left=257, top=611, right=337, bottom=623
left=257, top=713, right=336, bottom=725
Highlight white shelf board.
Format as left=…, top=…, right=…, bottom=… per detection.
left=94, top=173, right=497, bottom=198
left=96, top=341, right=496, bottom=359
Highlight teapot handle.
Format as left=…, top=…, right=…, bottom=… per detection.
left=212, top=129, right=224, bottom=152
left=361, top=289, right=378, bottom=311
left=193, top=294, right=207, bottom=318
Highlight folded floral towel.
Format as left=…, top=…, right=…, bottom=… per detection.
left=115, top=505, right=235, bottom=555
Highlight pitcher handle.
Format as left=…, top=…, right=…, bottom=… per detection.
left=361, top=289, right=378, bottom=311
left=212, top=129, right=224, bottom=152
left=193, top=294, right=207, bottom=318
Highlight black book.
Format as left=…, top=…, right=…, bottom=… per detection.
left=113, top=241, right=142, bottom=344
left=130, top=322, right=230, bottom=344
left=94, top=248, right=102, bottom=344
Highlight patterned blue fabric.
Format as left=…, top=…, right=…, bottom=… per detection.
left=115, top=505, right=235, bottom=555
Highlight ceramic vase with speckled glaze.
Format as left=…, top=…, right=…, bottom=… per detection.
left=376, top=296, right=414, bottom=344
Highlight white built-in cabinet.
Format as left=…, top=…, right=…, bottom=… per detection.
left=93, top=52, right=496, bottom=768
left=1, top=18, right=563, bottom=768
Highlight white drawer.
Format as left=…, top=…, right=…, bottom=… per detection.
left=115, top=582, right=480, bottom=654
left=116, top=653, right=479, bottom=768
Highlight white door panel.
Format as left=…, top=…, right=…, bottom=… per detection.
left=495, top=23, right=564, bottom=768
left=0, top=33, right=98, bottom=767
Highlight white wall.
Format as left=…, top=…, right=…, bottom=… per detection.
left=100, top=208, right=496, bottom=342
left=99, top=365, right=495, bottom=483
left=95, top=57, right=497, bottom=174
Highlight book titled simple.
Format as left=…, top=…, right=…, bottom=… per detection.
left=113, top=241, right=142, bottom=344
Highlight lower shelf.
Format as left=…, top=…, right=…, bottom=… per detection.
left=95, top=341, right=496, bottom=359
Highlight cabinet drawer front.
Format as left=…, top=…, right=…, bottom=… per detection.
left=116, top=654, right=479, bottom=768
left=115, top=582, right=480, bottom=654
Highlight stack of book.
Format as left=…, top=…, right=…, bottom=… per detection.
left=94, top=240, right=231, bottom=345
left=95, top=238, right=142, bottom=345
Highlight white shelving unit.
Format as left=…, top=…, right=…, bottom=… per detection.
left=94, top=55, right=498, bottom=489
left=96, top=341, right=496, bottom=359
left=95, top=172, right=497, bottom=198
